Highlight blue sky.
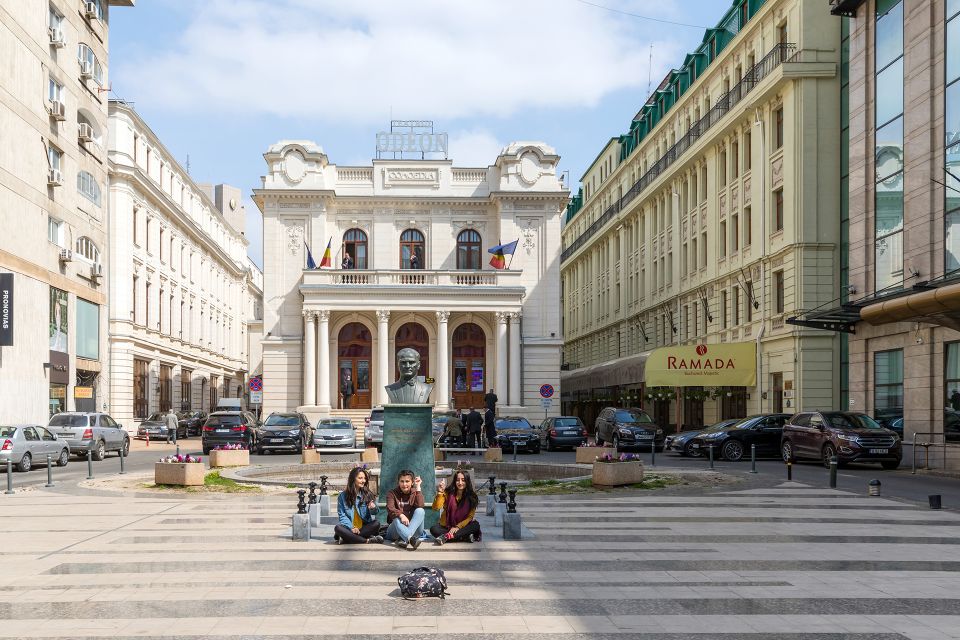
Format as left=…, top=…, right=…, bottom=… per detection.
left=109, top=0, right=730, bottom=269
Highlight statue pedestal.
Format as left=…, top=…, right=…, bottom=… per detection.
left=378, top=404, right=437, bottom=505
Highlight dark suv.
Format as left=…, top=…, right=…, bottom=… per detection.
left=258, top=412, right=312, bottom=454
left=781, top=411, right=902, bottom=469
left=594, top=407, right=662, bottom=451
left=687, top=414, right=790, bottom=461
left=201, top=411, right=259, bottom=454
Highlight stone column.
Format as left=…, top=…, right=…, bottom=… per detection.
left=377, top=310, right=390, bottom=406
left=508, top=312, right=521, bottom=407
left=303, top=310, right=316, bottom=407
left=495, top=312, right=509, bottom=406
left=317, top=310, right=331, bottom=411
left=436, top=311, right=449, bottom=410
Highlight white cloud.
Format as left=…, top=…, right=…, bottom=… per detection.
left=447, top=129, right=505, bottom=167
left=115, top=0, right=688, bottom=124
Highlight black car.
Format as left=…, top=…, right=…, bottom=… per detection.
left=688, top=414, right=790, bottom=461
left=178, top=411, right=207, bottom=437
left=594, top=407, right=663, bottom=451
left=494, top=417, right=540, bottom=453
left=538, top=416, right=587, bottom=450
left=665, top=419, right=740, bottom=457
left=258, top=412, right=312, bottom=454
left=201, top=411, right=259, bottom=454
left=137, top=413, right=188, bottom=441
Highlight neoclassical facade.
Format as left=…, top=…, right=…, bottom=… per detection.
left=107, top=101, right=256, bottom=429
left=254, top=140, right=567, bottom=421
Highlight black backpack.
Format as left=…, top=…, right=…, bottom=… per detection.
left=398, top=566, right=449, bottom=599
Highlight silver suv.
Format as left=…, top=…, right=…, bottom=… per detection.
left=364, top=408, right=384, bottom=450
left=47, top=412, right=130, bottom=460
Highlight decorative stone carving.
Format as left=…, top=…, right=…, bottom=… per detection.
left=772, top=156, right=784, bottom=186
left=286, top=223, right=304, bottom=255
left=302, top=309, right=316, bottom=321
left=316, top=310, right=330, bottom=322
left=435, top=310, right=450, bottom=323
left=508, top=311, right=522, bottom=322
left=283, top=150, right=307, bottom=184
left=376, top=310, right=391, bottom=323
left=495, top=311, right=510, bottom=324
left=720, top=194, right=727, bottom=217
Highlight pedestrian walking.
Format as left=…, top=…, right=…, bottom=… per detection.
left=484, top=407, right=496, bottom=447
left=165, top=408, right=179, bottom=444
left=465, top=407, right=483, bottom=453
left=341, top=372, right=354, bottom=409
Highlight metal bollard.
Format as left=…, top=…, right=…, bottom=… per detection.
left=498, top=482, right=508, bottom=504
left=507, top=489, right=517, bottom=513
left=296, top=489, right=307, bottom=514
left=45, top=455, right=54, bottom=488
left=4, top=459, right=12, bottom=494
left=650, top=443, right=656, bottom=466
left=750, top=444, right=757, bottom=474
left=119, top=443, right=126, bottom=475
left=929, top=494, right=942, bottom=510
left=512, top=441, right=518, bottom=462
left=175, top=444, right=180, bottom=458
left=868, top=479, right=881, bottom=496
left=786, top=460, right=792, bottom=481
left=708, top=445, right=715, bottom=470
left=829, top=456, right=838, bottom=489
left=86, top=448, right=94, bottom=480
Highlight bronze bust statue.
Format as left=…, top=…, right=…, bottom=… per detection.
left=384, top=347, right=433, bottom=404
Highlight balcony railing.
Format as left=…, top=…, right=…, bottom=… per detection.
left=302, top=268, right=520, bottom=287
left=561, top=42, right=797, bottom=263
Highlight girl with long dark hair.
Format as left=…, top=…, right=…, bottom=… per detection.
left=334, top=467, right=383, bottom=544
left=430, top=469, right=482, bottom=544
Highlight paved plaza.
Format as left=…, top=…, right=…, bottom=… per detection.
left=1, top=477, right=960, bottom=639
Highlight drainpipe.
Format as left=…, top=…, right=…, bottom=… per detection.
left=754, top=107, right=767, bottom=412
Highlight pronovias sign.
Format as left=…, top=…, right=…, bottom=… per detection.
left=645, top=342, right=756, bottom=387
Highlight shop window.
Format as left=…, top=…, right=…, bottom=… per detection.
left=875, top=349, right=904, bottom=423
left=76, top=298, right=99, bottom=360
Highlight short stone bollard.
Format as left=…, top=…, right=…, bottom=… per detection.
left=293, top=489, right=311, bottom=541
left=494, top=500, right=505, bottom=526
left=503, top=489, right=521, bottom=540
left=319, top=493, right=331, bottom=516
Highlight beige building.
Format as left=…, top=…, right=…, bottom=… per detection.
left=253, top=135, right=567, bottom=423
left=107, top=101, right=257, bottom=429
left=560, top=0, right=842, bottom=430
left=0, top=0, right=132, bottom=423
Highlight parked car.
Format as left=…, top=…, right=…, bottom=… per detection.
left=364, top=407, right=385, bottom=450
left=431, top=411, right=457, bottom=441
left=136, top=412, right=188, bottom=441
left=494, top=417, right=540, bottom=453
left=257, top=412, right=311, bottom=454
left=178, top=411, right=208, bottom=437
left=201, top=411, right=259, bottom=454
left=688, top=414, right=791, bottom=461
left=593, top=407, right=663, bottom=451
left=538, top=416, right=587, bottom=451
left=782, top=411, right=902, bottom=469
left=0, top=425, right=70, bottom=472
left=47, top=412, right=129, bottom=460
left=313, top=418, right=357, bottom=448
left=665, top=419, right=741, bottom=457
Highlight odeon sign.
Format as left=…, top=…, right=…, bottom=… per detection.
left=646, top=342, right=757, bottom=387
left=376, top=132, right=449, bottom=154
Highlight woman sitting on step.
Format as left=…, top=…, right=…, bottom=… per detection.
left=334, top=467, right=383, bottom=544
left=430, top=469, right=482, bottom=544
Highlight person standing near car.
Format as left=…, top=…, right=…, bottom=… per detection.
left=443, top=412, right=464, bottom=448
left=165, top=408, right=179, bottom=444
left=484, top=388, right=498, bottom=414
left=484, top=407, right=496, bottom=447
left=465, top=407, right=483, bottom=453
left=341, top=372, right=354, bottom=410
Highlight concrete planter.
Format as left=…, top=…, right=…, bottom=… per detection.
left=208, top=449, right=250, bottom=468
left=434, top=449, right=445, bottom=462
left=301, top=449, right=320, bottom=464
left=591, top=461, right=644, bottom=487
left=576, top=446, right=615, bottom=464
left=483, top=447, right=503, bottom=462
left=154, top=462, right=205, bottom=486
left=361, top=448, right=380, bottom=463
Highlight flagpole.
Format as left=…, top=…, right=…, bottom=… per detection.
left=506, top=250, right=516, bottom=270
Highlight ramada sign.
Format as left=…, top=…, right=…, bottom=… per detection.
left=666, top=344, right=736, bottom=371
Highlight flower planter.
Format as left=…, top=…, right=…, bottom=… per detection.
left=154, top=462, right=205, bottom=486
left=591, top=461, right=644, bottom=487
left=301, top=449, right=320, bottom=464
left=576, top=446, right=615, bottom=464
left=483, top=447, right=502, bottom=462
left=208, top=449, right=250, bottom=468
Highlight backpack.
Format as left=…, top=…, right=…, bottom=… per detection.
left=397, top=566, right=449, bottom=599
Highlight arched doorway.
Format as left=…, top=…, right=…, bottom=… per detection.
left=395, top=322, right=429, bottom=378
left=451, top=323, right=485, bottom=410
left=337, top=322, right=372, bottom=409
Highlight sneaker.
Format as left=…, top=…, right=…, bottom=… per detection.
left=467, top=533, right=476, bottom=543
left=335, top=537, right=342, bottom=545
left=393, top=539, right=408, bottom=550
left=409, top=536, right=422, bottom=550
left=435, top=536, right=445, bottom=546
left=372, top=535, right=384, bottom=544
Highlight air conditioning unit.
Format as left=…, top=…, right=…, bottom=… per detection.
left=48, top=27, right=65, bottom=48
left=90, top=263, right=104, bottom=279
left=59, top=249, right=73, bottom=262
left=78, top=123, right=93, bottom=142
left=80, top=61, right=92, bottom=79
left=47, top=168, right=63, bottom=186
left=84, top=2, right=99, bottom=20
left=48, top=100, right=66, bottom=121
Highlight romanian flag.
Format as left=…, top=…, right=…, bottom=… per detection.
left=487, top=239, right=518, bottom=270
left=319, top=238, right=333, bottom=268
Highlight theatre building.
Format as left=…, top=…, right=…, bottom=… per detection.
left=253, top=136, right=566, bottom=422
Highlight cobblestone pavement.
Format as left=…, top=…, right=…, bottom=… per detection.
left=1, top=480, right=959, bottom=638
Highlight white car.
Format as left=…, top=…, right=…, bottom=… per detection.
left=0, top=425, right=70, bottom=472
left=364, top=408, right=384, bottom=450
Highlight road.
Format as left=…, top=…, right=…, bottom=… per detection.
left=5, top=438, right=959, bottom=509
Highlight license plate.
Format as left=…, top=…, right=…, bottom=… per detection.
left=270, top=438, right=283, bottom=443
left=869, top=448, right=888, bottom=454
left=561, top=431, right=577, bottom=436
left=58, top=433, right=73, bottom=438
left=216, top=429, right=229, bottom=433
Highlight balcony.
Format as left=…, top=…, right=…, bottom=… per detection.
left=303, top=268, right=520, bottom=287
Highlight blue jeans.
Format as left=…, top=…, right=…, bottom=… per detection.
left=385, top=508, right=425, bottom=542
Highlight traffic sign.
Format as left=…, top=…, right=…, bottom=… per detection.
left=250, top=390, right=263, bottom=404
left=540, top=398, right=552, bottom=408
left=539, top=384, right=554, bottom=398
left=249, top=377, right=262, bottom=392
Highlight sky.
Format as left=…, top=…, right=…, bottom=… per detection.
left=108, top=0, right=731, bottom=269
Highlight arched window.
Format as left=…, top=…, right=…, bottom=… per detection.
left=77, top=171, right=101, bottom=207
left=456, top=229, right=482, bottom=269
left=75, top=236, right=100, bottom=264
left=342, top=228, right=367, bottom=269
left=400, top=229, right=424, bottom=269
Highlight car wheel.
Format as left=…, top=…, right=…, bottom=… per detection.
left=92, top=440, right=106, bottom=462
left=121, top=438, right=130, bottom=458
left=56, top=448, right=69, bottom=467
left=721, top=440, right=744, bottom=462
left=17, top=452, right=31, bottom=473
left=684, top=441, right=701, bottom=458
left=822, top=444, right=837, bottom=469
left=595, top=432, right=603, bottom=446
left=545, top=437, right=554, bottom=452
left=781, top=440, right=795, bottom=463
left=881, top=460, right=900, bottom=470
